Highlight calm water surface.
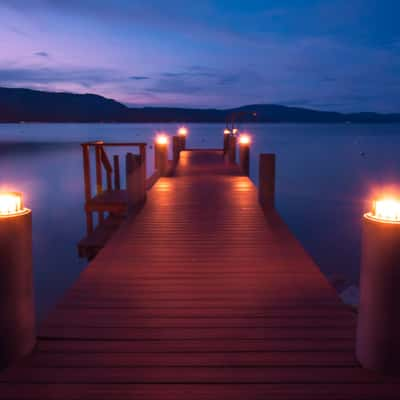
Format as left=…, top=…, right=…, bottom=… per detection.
left=1, top=123, right=399, bottom=320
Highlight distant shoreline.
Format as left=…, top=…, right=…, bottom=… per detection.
left=1, top=87, right=400, bottom=124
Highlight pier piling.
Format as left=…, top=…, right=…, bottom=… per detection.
left=173, top=136, right=180, bottom=164
left=357, top=204, right=400, bottom=374
left=155, top=137, right=169, bottom=176
left=228, top=134, right=237, bottom=163
left=113, top=155, right=121, bottom=190
left=223, top=129, right=231, bottom=155
left=0, top=193, right=35, bottom=369
left=238, top=136, right=250, bottom=176
left=126, top=153, right=146, bottom=210
left=259, top=153, right=275, bottom=211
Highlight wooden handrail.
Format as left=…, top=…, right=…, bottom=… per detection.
left=113, top=155, right=121, bottom=190
left=100, top=147, right=113, bottom=191
left=81, top=140, right=149, bottom=235
left=100, top=147, right=112, bottom=173
left=81, top=144, right=93, bottom=234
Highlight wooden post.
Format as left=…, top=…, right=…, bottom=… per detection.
left=113, top=155, right=120, bottom=190
left=0, top=200, right=35, bottom=369
left=155, top=141, right=168, bottom=176
left=178, top=135, right=186, bottom=151
left=228, top=134, right=237, bottom=163
left=95, top=144, right=103, bottom=195
left=259, top=153, right=275, bottom=211
left=81, top=144, right=93, bottom=234
left=173, top=136, right=180, bottom=164
left=223, top=133, right=230, bottom=155
left=239, top=141, right=250, bottom=176
left=356, top=215, right=400, bottom=373
left=95, top=142, right=104, bottom=223
left=139, top=145, right=147, bottom=198
left=126, top=153, right=146, bottom=211
left=100, top=147, right=113, bottom=192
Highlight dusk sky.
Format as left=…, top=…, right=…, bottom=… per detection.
left=1, top=0, right=399, bottom=112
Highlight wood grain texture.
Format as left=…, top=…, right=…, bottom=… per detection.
left=1, top=149, right=398, bottom=399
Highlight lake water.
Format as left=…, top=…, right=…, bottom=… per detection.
left=1, top=123, right=400, bottom=320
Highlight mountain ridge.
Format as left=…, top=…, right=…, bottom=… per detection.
left=1, top=87, right=399, bottom=123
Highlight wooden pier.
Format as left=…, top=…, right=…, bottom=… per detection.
left=1, top=136, right=400, bottom=399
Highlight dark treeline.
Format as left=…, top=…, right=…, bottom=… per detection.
left=1, top=87, right=400, bottom=123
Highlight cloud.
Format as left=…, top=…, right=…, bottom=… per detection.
left=217, top=74, right=241, bottom=86
left=0, top=66, right=119, bottom=89
left=146, top=66, right=245, bottom=96
left=34, top=51, right=49, bottom=57
left=129, top=76, right=150, bottom=80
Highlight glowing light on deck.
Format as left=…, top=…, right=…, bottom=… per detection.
left=234, top=180, right=252, bottom=191
left=155, top=134, right=169, bottom=145
left=238, top=134, right=251, bottom=145
left=156, top=182, right=172, bottom=192
left=223, top=129, right=231, bottom=135
left=0, top=192, right=27, bottom=217
left=365, top=198, right=400, bottom=223
left=178, top=127, right=188, bottom=136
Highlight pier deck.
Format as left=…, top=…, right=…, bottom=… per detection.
left=1, top=149, right=399, bottom=399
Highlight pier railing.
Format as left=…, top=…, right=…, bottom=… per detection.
left=81, top=141, right=147, bottom=236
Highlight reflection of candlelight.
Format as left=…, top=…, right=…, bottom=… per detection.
left=356, top=197, right=400, bottom=373
left=0, top=190, right=35, bottom=367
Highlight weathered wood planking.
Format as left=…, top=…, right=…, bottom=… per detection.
left=1, top=149, right=399, bottom=399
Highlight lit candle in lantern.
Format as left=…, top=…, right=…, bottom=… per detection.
left=232, top=128, right=238, bottom=135
left=155, top=133, right=169, bottom=145
left=0, top=191, right=35, bottom=368
left=223, top=128, right=231, bottom=135
left=177, top=127, right=187, bottom=152
left=154, top=134, right=169, bottom=176
left=178, top=127, right=188, bottom=137
left=238, top=134, right=251, bottom=146
left=0, top=192, right=28, bottom=217
left=238, top=135, right=251, bottom=176
left=357, top=196, right=400, bottom=374
left=368, top=199, right=400, bottom=222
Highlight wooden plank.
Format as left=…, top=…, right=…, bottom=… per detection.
left=40, top=315, right=355, bottom=330
left=23, top=352, right=358, bottom=368
left=0, top=366, right=384, bottom=384
left=36, top=338, right=356, bottom=353
left=1, top=384, right=400, bottom=400
left=38, top=326, right=355, bottom=340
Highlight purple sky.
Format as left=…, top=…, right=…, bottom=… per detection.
left=1, top=0, right=399, bottom=111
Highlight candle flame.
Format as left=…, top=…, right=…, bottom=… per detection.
left=366, top=198, right=400, bottom=223
left=178, top=127, right=188, bottom=136
left=239, top=134, right=251, bottom=145
left=223, top=129, right=231, bottom=135
left=155, top=134, right=168, bottom=145
left=0, top=192, right=25, bottom=216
